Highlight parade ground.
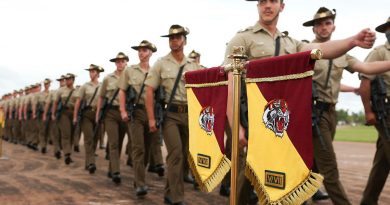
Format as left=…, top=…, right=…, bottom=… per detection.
left=0, top=139, right=389, bottom=205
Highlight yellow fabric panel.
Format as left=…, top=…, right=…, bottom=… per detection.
left=246, top=83, right=310, bottom=200
left=187, top=88, right=224, bottom=181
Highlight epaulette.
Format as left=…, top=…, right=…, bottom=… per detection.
left=237, top=26, right=252, bottom=33
left=281, top=31, right=289, bottom=37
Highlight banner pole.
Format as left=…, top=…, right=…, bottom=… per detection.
left=226, top=47, right=247, bottom=205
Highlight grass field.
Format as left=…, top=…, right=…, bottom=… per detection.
left=335, top=125, right=378, bottom=143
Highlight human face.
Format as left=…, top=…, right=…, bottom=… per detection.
left=65, top=78, right=74, bottom=87
left=138, top=47, right=152, bottom=62
left=313, top=18, right=335, bottom=42
left=115, top=59, right=127, bottom=71
left=60, top=79, right=66, bottom=87
left=44, top=83, right=50, bottom=90
left=169, top=34, right=186, bottom=52
left=89, top=70, right=99, bottom=80
left=257, top=0, right=284, bottom=26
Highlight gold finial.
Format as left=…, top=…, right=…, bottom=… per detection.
left=310, top=49, right=323, bottom=60
left=224, top=46, right=248, bottom=73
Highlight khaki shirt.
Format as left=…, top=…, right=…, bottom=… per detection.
left=75, top=81, right=100, bottom=108
left=312, top=40, right=357, bottom=104
left=99, top=72, right=120, bottom=106
left=118, top=64, right=148, bottom=105
left=224, top=21, right=305, bottom=64
left=145, top=53, right=201, bottom=104
left=54, top=87, right=77, bottom=108
left=360, top=42, right=390, bottom=95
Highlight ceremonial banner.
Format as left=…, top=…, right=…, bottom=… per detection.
left=185, top=67, right=231, bottom=192
left=245, top=51, right=323, bottom=205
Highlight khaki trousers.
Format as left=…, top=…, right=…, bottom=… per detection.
left=360, top=120, right=390, bottom=205
left=51, top=120, right=61, bottom=153
left=105, top=108, right=127, bottom=174
left=81, top=109, right=98, bottom=166
left=163, top=111, right=189, bottom=203
left=313, top=106, right=351, bottom=205
left=38, top=118, right=50, bottom=149
left=129, top=108, right=156, bottom=187
left=58, top=109, right=73, bottom=155
left=12, top=120, right=21, bottom=143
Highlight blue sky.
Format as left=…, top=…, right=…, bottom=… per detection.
left=0, top=0, right=389, bottom=113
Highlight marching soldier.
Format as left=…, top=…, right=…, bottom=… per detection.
left=73, top=64, right=104, bottom=174
left=38, top=79, right=51, bottom=154
left=359, top=17, right=390, bottom=205
left=8, top=91, right=17, bottom=144
left=223, top=1, right=380, bottom=204
left=12, top=89, right=24, bottom=145
left=73, top=85, right=82, bottom=153
left=303, top=8, right=390, bottom=205
left=96, top=52, right=128, bottom=184
left=19, top=88, right=28, bottom=146
left=118, top=40, right=159, bottom=196
left=145, top=24, right=201, bottom=205
left=44, top=75, right=66, bottom=159
left=24, top=84, right=39, bottom=150
left=51, top=73, right=77, bottom=164
left=188, top=50, right=205, bottom=68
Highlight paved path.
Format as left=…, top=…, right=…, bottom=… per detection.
left=0, top=140, right=389, bottom=205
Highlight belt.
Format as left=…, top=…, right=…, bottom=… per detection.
left=109, top=105, right=119, bottom=110
left=168, top=104, right=188, bottom=113
left=315, top=101, right=335, bottom=112
left=134, top=104, right=145, bottom=110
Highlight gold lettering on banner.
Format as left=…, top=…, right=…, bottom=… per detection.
left=265, top=170, right=286, bottom=189
left=197, top=154, right=211, bottom=169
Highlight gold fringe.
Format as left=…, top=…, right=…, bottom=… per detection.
left=246, top=70, right=314, bottom=83
left=185, top=81, right=228, bottom=88
left=245, top=162, right=324, bottom=205
left=188, top=154, right=231, bottom=192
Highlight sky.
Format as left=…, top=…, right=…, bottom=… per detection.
left=0, top=0, right=389, bottom=113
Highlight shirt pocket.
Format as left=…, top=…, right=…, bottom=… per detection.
left=161, top=68, right=177, bottom=88
left=131, top=76, right=142, bottom=86
left=250, top=41, right=272, bottom=59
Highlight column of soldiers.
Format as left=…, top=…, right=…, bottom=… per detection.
left=1, top=3, right=390, bottom=204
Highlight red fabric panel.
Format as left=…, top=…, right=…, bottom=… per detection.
left=185, top=67, right=228, bottom=153
left=246, top=51, right=315, bottom=169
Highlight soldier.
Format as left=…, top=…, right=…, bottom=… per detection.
left=24, top=84, right=39, bottom=150
left=188, top=50, right=205, bottom=68
left=73, top=64, right=104, bottom=174
left=38, top=79, right=51, bottom=154
left=96, top=52, right=128, bottom=184
left=8, top=91, right=18, bottom=144
left=12, top=89, right=24, bottom=145
left=303, top=8, right=390, bottom=205
left=359, top=17, right=390, bottom=205
left=145, top=24, right=201, bottom=205
left=118, top=40, right=159, bottom=197
left=19, top=88, right=28, bottom=146
left=52, top=73, right=77, bottom=165
left=44, top=75, right=65, bottom=159
left=223, top=1, right=381, bottom=204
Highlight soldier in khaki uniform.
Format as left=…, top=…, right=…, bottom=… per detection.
left=359, top=17, right=390, bottom=205
left=52, top=73, right=77, bottom=164
left=145, top=24, right=201, bottom=205
left=96, top=52, right=128, bottom=184
left=118, top=40, right=159, bottom=197
left=12, top=89, right=24, bottom=145
left=73, top=85, right=82, bottom=153
left=303, top=8, right=390, bottom=205
left=188, top=50, right=205, bottom=69
left=37, top=79, right=51, bottom=154
left=31, top=83, right=43, bottom=150
left=224, top=1, right=381, bottom=204
left=8, top=91, right=17, bottom=144
left=44, top=75, right=65, bottom=159
left=19, top=88, right=28, bottom=145
left=73, top=64, right=104, bottom=174
left=24, top=84, right=39, bottom=150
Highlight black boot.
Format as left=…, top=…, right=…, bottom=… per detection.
left=64, top=154, right=73, bottom=165
left=312, top=190, right=329, bottom=201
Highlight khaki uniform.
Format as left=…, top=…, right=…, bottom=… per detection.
left=46, top=90, right=61, bottom=154
left=3, top=100, right=10, bottom=140
left=360, top=42, right=390, bottom=205
left=8, top=98, right=16, bottom=142
left=100, top=72, right=127, bottom=175
left=54, top=87, right=77, bottom=156
left=73, top=87, right=82, bottom=149
left=19, top=96, right=27, bottom=144
left=311, top=39, right=358, bottom=205
left=118, top=64, right=160, bottom=188
left=224, top=22, right=306, bottom=205
left=11, top=97, right=22, bottom=144
left=38, top=91, right=50, bottom=150
left=25, top=93, right=38, bottom=146
left=145, top=53, right=200, bottom=203
left=75, top=81, right=100, bottom=167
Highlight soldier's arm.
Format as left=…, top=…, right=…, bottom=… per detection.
left=359, top=77, right=376, bottom=125
left=73, top=98, right=81, bottom=124
left=118, top=89, right=128, bottom=122
left=51, top=98, right=58, bottom=121
left=145, top=85, right=157, bottom=132
left=32, top=100, right=37, bottom=120
left=349, top=60, right=390, bottom=74
left=95, top=96, right=103, bottom=123
left=303, top=28, right=376, bottom=59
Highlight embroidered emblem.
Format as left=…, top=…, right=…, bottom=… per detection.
left=263, top=99, right=289, bottom=137
left=197, top=154, right=211, bottom=169
left=199, top=106, right=215, bottom=135
left=265, top=170, right=286, bottom=189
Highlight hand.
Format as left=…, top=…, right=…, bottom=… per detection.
left=33, top=113, right=36, bottom=120
left=353, top=28, right=376, bottom=49
left=148, top=119, right=158, bottom=133
left=42, top=115, right=46, bottom=121
left=365, top=111, right=377, bottom=125
left=353, top=88, right=360, bottom=95
left=51, top=114, right=56, bottom=121
left=238, top=125, right=248, bottom=149
left=72, top=117, right=77, bottom=125
left=120, top=110, right=129, bottom=122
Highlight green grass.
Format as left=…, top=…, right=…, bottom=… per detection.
left=335, top=125, right=378, bottom=143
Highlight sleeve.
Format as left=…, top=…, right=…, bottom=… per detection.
left=345, top=54, right=359, bottom=73
left=144, top=61, right=161, bottom=89
left=75, top=84, right=86, bottom=99
left=99, top=77, right=108, bottom=97
left=117, top=68, right=130, bottom=91
left=223, top=33, right=247, bottom=64
left=360, top=49, right=381, bottom=80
